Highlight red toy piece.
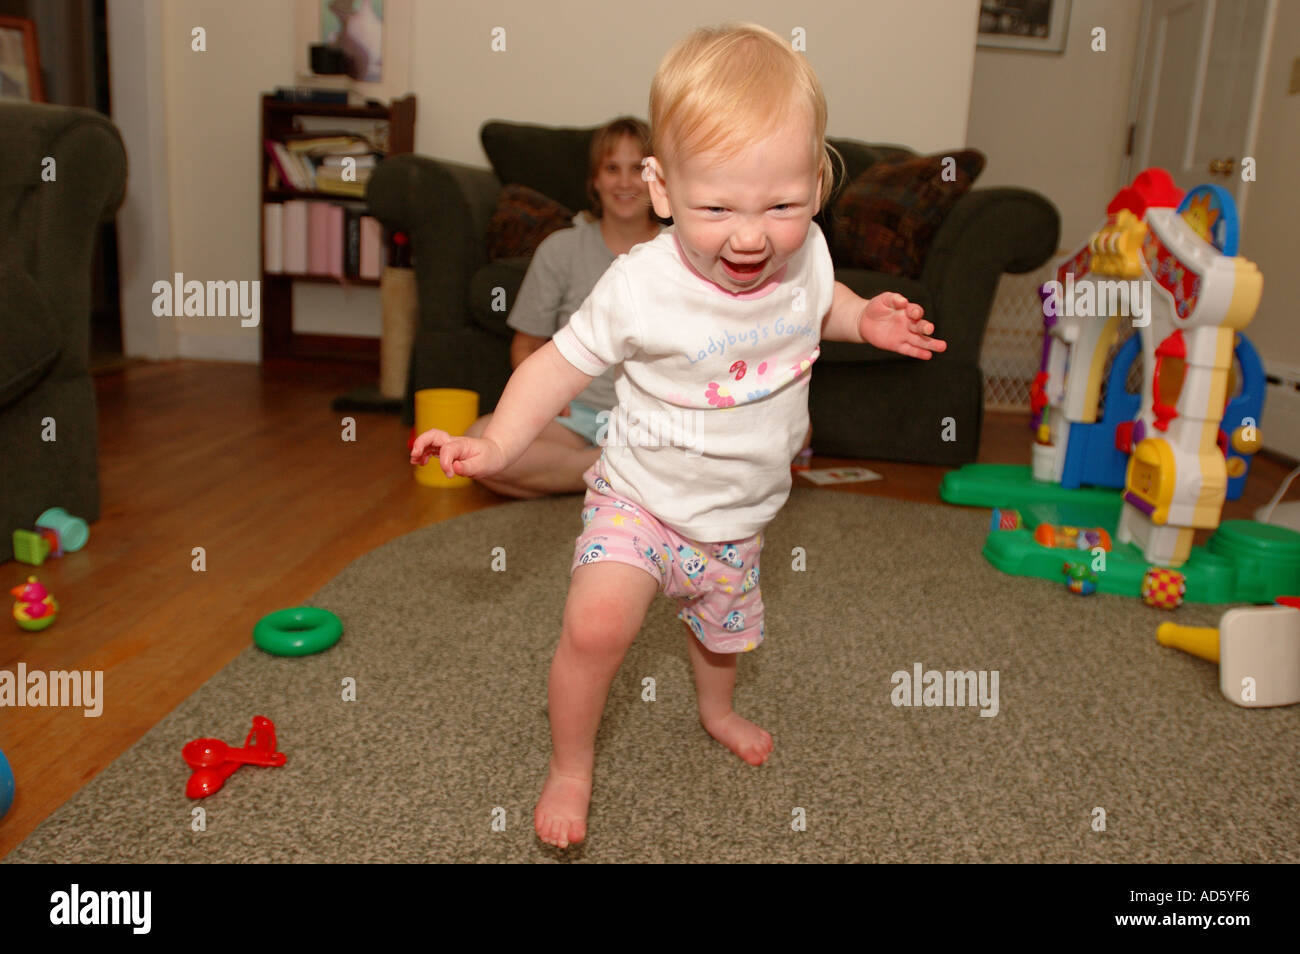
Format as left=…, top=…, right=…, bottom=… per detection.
left=183, top=715, right=286, bottom=799
left=1107, top=167, right=1184, bottom=218
left=1030, top=370, right=1049, bottom=419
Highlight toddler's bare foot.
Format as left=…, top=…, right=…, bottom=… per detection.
left=534, top=762, right=592, bottom=849
left=701, top=710, right=773, bottom=766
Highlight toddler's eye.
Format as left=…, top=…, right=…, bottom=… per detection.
left=771, top=204, right=791, bottom=213
left=705, top=207, right=727, bottom=215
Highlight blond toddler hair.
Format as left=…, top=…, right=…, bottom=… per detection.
left=648, top=21, right=844, bottom=210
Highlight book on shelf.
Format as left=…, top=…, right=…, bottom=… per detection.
left=272, top=86, right=350, bottom=105
left=307, top=202, right=332, bottom=275
left=264, top=134, right=381, bottom=194
left=359, top=215, right=382, bottom=280
left=344, top=208, right=363, bottom=278
left=264, top=198, right=382, bottom=282
left=280, top=199, right=309, bottom=273
left=263, top=203, right=284, bottom=273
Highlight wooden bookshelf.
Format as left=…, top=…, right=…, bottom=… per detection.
left=259, top=93, right=416, bottom=362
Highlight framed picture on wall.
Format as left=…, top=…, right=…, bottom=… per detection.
left=978, top=0, right=1072, bottom=53
left=0, top=16, right=44, bottom=102
left=322, top=0, right=383, bottom=83
left=294, top=0, right=409, bottom=99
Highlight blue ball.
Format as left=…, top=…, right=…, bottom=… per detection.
left=0, top=748, right=14, bottom=820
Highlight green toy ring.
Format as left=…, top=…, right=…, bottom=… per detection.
left=254, top=607, right=342, bottom=656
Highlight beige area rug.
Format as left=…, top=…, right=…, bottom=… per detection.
left=6, top=490, right=1297, bottom=862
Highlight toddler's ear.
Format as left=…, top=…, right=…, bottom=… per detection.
left=644, top=157, right=673, bottom=219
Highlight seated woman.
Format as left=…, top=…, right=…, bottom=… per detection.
left=464, top=117, right=663, bottom=499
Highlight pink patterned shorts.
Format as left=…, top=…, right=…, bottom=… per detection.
left=570, top=457, right=766, bottom=654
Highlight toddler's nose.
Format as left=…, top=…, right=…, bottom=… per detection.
left=730, top=222, right=766, bottom=254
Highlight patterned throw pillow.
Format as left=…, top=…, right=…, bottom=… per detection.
left=485, top=184, right=574, bottom=261
left=830, top=150, right=985, bottom=278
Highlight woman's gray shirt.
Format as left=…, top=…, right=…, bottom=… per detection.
left=506, top=212, right=662, bottom=412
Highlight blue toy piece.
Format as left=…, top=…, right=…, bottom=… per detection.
left=0, top=748, right=14, bottom=820
left=1057, top=331, right=1263, bottom=502
left=1222, top=333, right=1265, bottom=501
left=1176, top=183, right=1238, bottom=255
left=1061, top=333, right=1141, bottom=491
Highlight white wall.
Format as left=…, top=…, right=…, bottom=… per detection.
left=968, top=0, right=1143, bottom=245
left=411, top=0, right=979, bottom=164
left=107, top=0, right=177, bottom=360
left=160, top=0, right=298, bottom=360
left=111, top=0, right=981, bottom=362
left=968, top=0, right=1298, bottom=376
left=1237, top=0, right=1300, bottom=373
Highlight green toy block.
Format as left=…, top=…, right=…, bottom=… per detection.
left=12, top=529, right=51, bottom=566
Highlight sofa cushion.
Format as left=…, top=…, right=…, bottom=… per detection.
left=0, top=256, right=60, bottom=408
left=486, top=184, right=575, bottom=260
left=817, top=139, right=917, bottom=250
left=481, top=121, right=599, bottom=215
left=818, top=270, right=933, bottom=366
left=830, top=149, right=985, bottom=278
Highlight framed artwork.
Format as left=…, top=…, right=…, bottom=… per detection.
left=322, top=0, right=383, bottom=83
left=293, top=0, right=408, bottom=99
left=978, top=0, right=1072, bottom=53
left=0, top=15, right=44, bottom=102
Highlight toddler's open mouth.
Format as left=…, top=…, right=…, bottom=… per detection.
left=722, top=257, right=768, bottom=282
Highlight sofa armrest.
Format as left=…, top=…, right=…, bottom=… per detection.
left=919, top=187, right=1060, bottom=360
left=367, top=154, right=501, bottom=240
left=367, top=155, right=503, bottom=339
left=0, top=103, right=126, bottom=381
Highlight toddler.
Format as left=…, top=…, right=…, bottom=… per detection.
left=411, top=22, right=946, bottom=849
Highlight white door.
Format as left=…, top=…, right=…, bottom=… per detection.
left=1126, top=0, right=1276, bottom=223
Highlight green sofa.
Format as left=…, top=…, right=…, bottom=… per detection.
left=0, top=103, right=126, bottom=563
left=366, top=120, right=1059, bottom=464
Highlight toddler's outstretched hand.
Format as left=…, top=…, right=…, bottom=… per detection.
left=410, top=428, right=507, bottom=479
left=859, top=293, right=947, bottom=360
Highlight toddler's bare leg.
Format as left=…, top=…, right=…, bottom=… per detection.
left=684, top=629, right=774, bottom=766
left=535, top=561, right=659, bottom=848
left=465, top=415, right=599, bottom=498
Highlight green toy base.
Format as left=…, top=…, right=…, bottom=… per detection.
left=942, top=464, right=1300, bottom=604
left=940, top=463, right=1121, bottom=511
left=14, top=613, right=57, bottom=632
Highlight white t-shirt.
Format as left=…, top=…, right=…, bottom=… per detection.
left=506, top=212, right=663, bottom=412
left=553, top=223, right=835, bottom=541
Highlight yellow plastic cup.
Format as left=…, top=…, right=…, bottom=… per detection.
left=414, top=388, right=479, bottom=488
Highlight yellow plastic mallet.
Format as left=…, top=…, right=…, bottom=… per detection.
left=1156, top=605, right=1300, bottom=707
left=1156, top=622, right=1220, bottom=662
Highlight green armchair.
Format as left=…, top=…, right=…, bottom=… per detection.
left=367, top=120, right=1059, bottom=464
left=0, top=103, right=126, bottom=562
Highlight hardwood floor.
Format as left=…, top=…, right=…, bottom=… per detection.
left=1, top=359, right=1293, bottom=857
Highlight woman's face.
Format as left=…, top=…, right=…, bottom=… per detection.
left=593, top=135, right=651, bottom=222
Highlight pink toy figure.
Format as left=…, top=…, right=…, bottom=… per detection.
left=11, top=576, right=58, bottom=631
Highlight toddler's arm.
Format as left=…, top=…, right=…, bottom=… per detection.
left=822, top=282, right=946, bottom=360
left=410, top=341, right=594, bottom=478
left=485, top=341, right=594, bottom=461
